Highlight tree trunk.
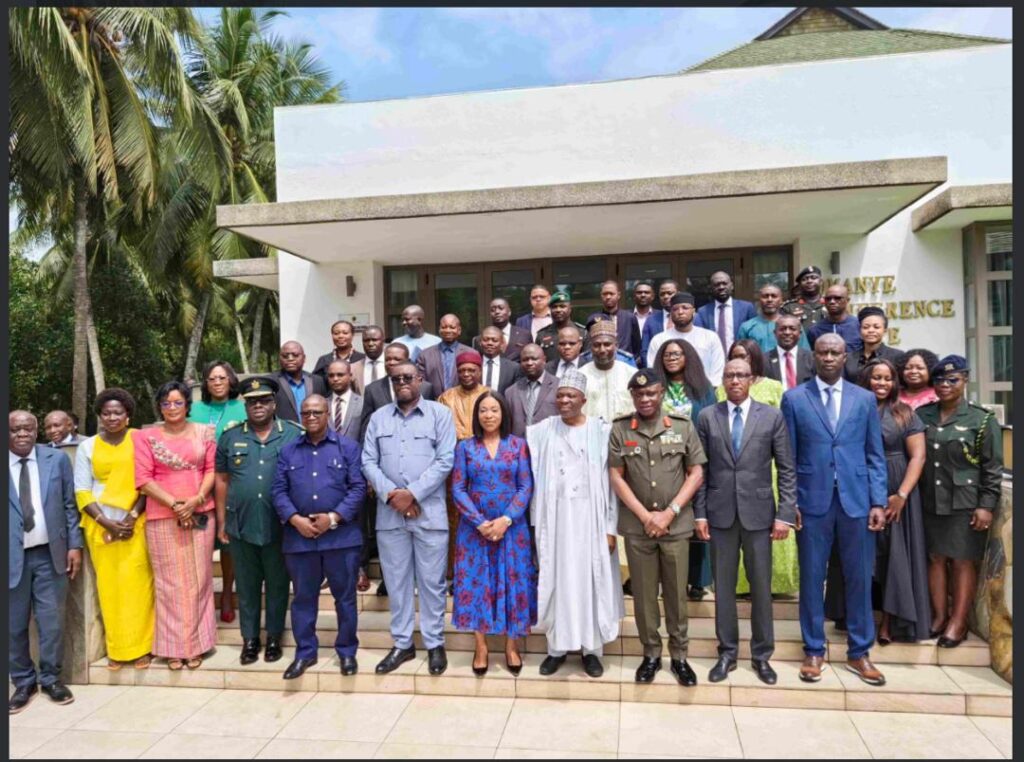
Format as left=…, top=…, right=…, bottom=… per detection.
left=71, top=180, right=92, bottom=426
left=182, top=290, right=211, bottom=384
left=233, top=317, right=251, bottom=374
left=86, top=308, right=105, bottom=392
left=248, top=289, right=268, bottom=371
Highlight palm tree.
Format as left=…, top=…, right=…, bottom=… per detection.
left=9, top=7, right=200, bottom=423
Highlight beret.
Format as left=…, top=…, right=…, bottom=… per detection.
left=455, top=350, right=483, bottom=367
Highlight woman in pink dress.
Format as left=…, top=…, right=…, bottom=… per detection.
left=132, top=381, right=217, bottom=670
left=896, top=349, right=940, bottom=409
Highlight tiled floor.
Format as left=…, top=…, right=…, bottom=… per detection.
left=9, top=684, right=1012, bottom=759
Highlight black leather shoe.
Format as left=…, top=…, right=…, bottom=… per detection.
left=670, top=659, right=698, bottom=686
left=282, top=657, right=318, bottom=680
left=581, top=654, right=604, bottom=678
left=539, top=655, right=566, bottom=675
left=240, top=638, right=261, bottom=666
left=376, top=579, right=388, bottom=597
left=9, top=683, right=37, bottom=714
left=634, top=657, right=661, bottom=683
left=264, top=636, right=283, bottom=663
left=622, top=578, right=633, bottom=597
left=708, top=656, right=737, bottom=683
left=834, top=618, right=848, bottom=632
left=428, top=646, right=448, bottom=675
left=375, top=646, right=416, bottom=674
left=40, top=681, right=74, bottom=705
left=340, top=656, right=358, bottom=676
left=751, top=659, right=777, bottom=685
left=687, top=585, right=707, bottom=601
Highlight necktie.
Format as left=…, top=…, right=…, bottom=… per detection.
left=560, top=361, right=570, bottom=377
left=442, top=345, right=455, bottom=388
left=370, top=360, right=380, bottom=384
left=19, top=458, right=35, bottom=533
left=785, top=350, right=797, bottom=390
left=824, top=386, right=838, bottom=433
left=486, top=359, right=495, bottom=388
left=333, top=396, right=345, bottom=432
left=717, top=303, right=729, bottom=352
left=525, top=380, right=539, bottom=426
left=731, top=406, right=744, bottom=458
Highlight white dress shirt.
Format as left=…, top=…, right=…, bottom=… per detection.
left=363, top=356, right=386, bottom=388
left=555, top=357, right=581, bottom=378
left=10, top=449, right=49, bottom=548
left=815, top=375, right=844, bottom=417
left=713, top=297, right=736, bottom=349
left=776, top=346, right=800, bottom=391
left=633, top=307, right=653, bottom=334
left=647, top=325, right=726, bottom=387
left=501, top=323, right=511, bottom=347
left=727, top=396, right=752, bottom=437
left=330, top=389, right=352, bottom=430
left=482, top=355, right=502, bottom=388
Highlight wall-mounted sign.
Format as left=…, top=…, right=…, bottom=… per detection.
left=825, top=275, right=956, bottom=347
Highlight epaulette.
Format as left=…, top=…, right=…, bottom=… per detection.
left=223, top=420, right=241, bottom=432
left=665, top=412, right=690, bottom=421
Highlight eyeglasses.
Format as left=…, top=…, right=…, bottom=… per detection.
left=390, top=374, right=417, bottom=386
left=300, top=410, right=327, bottom=418
left=723, top=372, right=752, bottom=380
left=934, top=376, right=966, bottom=387
left=159, top=400, right=186, bottom=409
left=823, top=296, right=846, bottom=302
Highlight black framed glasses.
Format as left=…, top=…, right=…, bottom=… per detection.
left=934, top=375, right=967, bottom=387
left=300, top=410, right=327, bottom=418
left=390, top=374, right=417, bottom=386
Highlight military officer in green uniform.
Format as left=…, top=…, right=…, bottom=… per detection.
left=916, top=355, right=1003, bottom=648
left=780, top=265, right=827, bottom=331
left=608, top=370, right=706, bottom=687
left=536, top=290, right=588, bottom=363
left=214, top=376, right=304, bottom=665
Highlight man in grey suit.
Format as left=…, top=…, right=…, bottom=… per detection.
left=43, top=410, right=86, bottom=448
left=694, top=359, right=797, bottom=686
left=478, top=326, right=522, bottom=394
left=325, top=360, right=365, bottom=442
left=505, top=344, right=559, bottom=438
left=9, top=410, right=84, bottom=713
left=274, top=341, right=327, bottom=423
left=415, top=314, right=472, bottom=395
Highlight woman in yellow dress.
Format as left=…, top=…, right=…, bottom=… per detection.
left=73, top=388, right=155, bottom=669
left=716, top=340, right=798, bottom=595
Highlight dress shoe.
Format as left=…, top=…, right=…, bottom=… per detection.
left=670, top=659, right=697, bottom=686
left=751, top=659, right=777, bottom=685
left=376, top=579, right=388, bottom=597
left=239, top=638, right=261, bottom=666
left=687, top=585, right=707, bottom=601
left=264, top=636, right=283, bottom=663
left=622, top=578, right=633, bottom=596
left=428, top=646, right=448, bottom=675
left=937, top=628, right=969, bottom=648
left=581, top=654, right=604, bottom=678
left=634, top=657, right=661, bottom=683
left=9, top=683, right=37, bottom=714
left=340, top=656, right=358, bottom=676
left=375, top=646, right=416, bottom=674
left=539, top=655, right=566, bottom=675
left=708, top=656, right=737, bottom=683
left=846, top=656, right=886, bottom=686
left=834, top=618, right=848, bottom=632
left=40, top=681, right=74, bottom=705
left=282, top=657, right=318, bottom=680
left=799, top=655, right=826, bottom=683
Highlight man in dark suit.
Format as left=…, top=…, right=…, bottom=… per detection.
left=274, top=341, right=327, bottom=423
left=546, top=325, right=586, bottom=378
left=272, top=394, right=366, bottom=679
left=514, top=284, right=552, bottom=339
left=505, top=344, right=559, bottom=437
left=325, top=360, right=365, bottom=442
left=361, top=344, right=436, bottom=435
left=42, top=410, right=86, bottom=448
left=587, top=280, right=642, bottom=362
left=313, top=320, right=366, bottom=390
left=478, top=326, right=522, bottom=394
left=639, top=280, right=679, bottom=365
left=9, top=410, right=84, bottom=713
left=694, top=271, right=757, bottom=354
left=781, top=333, right=888, bottom=686
left=694, top=359, right=797, bottom=686
left=765, top=315, right=816, bottom=393
left=473, top=298, right=532, bottom=362
left=416, top=314, right=471, bottom=395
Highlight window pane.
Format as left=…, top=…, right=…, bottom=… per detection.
left=988, top=280, right=1013, bottom=326
left=552, top=259, right=607, bottom=324
left=435, top=272, right=479, bottom=343
left=491, top=269, right=537, bottom=323
left=990, top=335, right=1013, bottom=382
left=962, top=227, right=974, bottom=284
left=623, top=262, right=673, bottom=310
left=965, top=283, right=976, bottom=331
left=387, top=315, right=404, bottom=342
left=388, top=270, right=418, bottom=311
left=685, top=259, right=733, bottom=309
left=992, top=391, right=1013, bottom=428
left=966, top=335, right=978, bottom=382
left=752, top=250, right=790, bottom=293
left=986, top=227, right=1013, bottom=271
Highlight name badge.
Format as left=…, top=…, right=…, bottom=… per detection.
left=660, top=433, right=682, bottom=445
left=954, top=425, right=969, bottom=432
left=233, top=442, right=247, bottom=448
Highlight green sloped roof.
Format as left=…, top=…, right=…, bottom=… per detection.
left=687, top=28, right=1010, bottom=72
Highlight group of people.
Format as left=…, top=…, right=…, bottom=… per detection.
left=9, top=264, right=1004, bottom=714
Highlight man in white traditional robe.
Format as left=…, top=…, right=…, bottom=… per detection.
left=580, top=319, right=634, bottom=424
left=527, top=367, right=625, bottom=679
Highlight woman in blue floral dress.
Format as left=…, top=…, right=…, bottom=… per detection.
left=451, top=391, right=536, bottom=677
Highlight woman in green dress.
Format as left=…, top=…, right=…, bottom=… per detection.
left=716, top=339, right=799, bottom=596
left=188, top=360, right=246, bottom=623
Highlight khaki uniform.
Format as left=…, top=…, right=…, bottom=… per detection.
left=609, top=412, right=706, bottom=660
left=780, top=295, right=827, bottom=332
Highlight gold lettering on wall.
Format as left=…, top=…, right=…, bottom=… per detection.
left=824, top=275, right=956, bottom=348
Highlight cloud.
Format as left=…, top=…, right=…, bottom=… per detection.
left=895, top=6, right=1012, bottom=39
left=271, top=8, right=395, bottom=70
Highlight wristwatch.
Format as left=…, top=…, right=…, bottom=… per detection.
left=328, top=512, right=340, bottom=530
left=896, top=490, right=909, bottom=500
left=128, top=507, right=140, bottom=519
left=668, top=503, right=682, bottom=516
left=501, top=516, right=513, bottom=528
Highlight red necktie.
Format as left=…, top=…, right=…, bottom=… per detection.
left=785, top=351, right=797, bottom=390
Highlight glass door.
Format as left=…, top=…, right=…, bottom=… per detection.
left=485, top=263, right=543, bottom=325
left=430, top=267, right=483, bottom=345
left=551, top=258, right=612, bottom=325
left=683, top=253, right=742, bottom=309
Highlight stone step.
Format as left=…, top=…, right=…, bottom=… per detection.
left=212, top=609, right=990, bottom=668
left=87, top=644, right=1010, bottom=717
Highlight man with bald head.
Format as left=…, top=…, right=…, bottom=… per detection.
left=695, top=271, right=757, bottom=355
left=506, top=343, right=560, bottom=437
left=806, top=284, right=863, bottom=354
left=274, top=340, right=327, bottom=423
left=43, top=410, right=84, bottom=448
left=394, top=305, right=441, bottom=363
left=473, top=298, right=532, bottom=361
left=416, top=314, right=472, bottom=394
left=737, top=284, right=811, bottom=355
left=9, top=410, right=84, bottom=713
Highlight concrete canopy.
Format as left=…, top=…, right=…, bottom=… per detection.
left=217, top=157, right=946, bottom=266
left=911, top=183, right=1012, bottom=231
left=212, top=257, right=279, bottom=291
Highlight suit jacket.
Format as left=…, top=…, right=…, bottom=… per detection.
left=693, top=401, right=797, bottom=531
left=328, top=391, right=365, bottom=442
left=765, top=346, right=816, bottom=387
left=274, top=371, right=327, bottom=423
left=472, top=324, right=532, bottom=362
left=416, top=341, right=472, bottom=395
left=9, top=445, right=83, bottom=589
left=587, top=310, right=643, bottom=361
left=695, top=298, right=758, bottom=336
left=780, top=380, right=887, bottom=518
left=514, top=313, right=548, bottom=335
left=359, top=377, right=436, bottom=434
left=545, top=357, right=583, bottom=376
left=312, top=352, right=366, bottom=394
left=481, top=356, right=522, bottom=394
left=504, top=372, right=560, bottom=438
left=50, top=434, right=87, bottom=448
left=639, top=311, right=668, bottom=367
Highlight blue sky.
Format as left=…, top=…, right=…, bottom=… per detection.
left=196, top=7, right=1012, bottom=102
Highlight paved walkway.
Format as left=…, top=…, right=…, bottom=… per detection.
left=9, top=684, right=1012, bottom=759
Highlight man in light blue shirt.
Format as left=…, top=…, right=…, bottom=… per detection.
left=392, top=305, right=441, bottom=363
left=361, top=360, right=456, bottom=677
left=737, top=284, right=811, bottom=355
